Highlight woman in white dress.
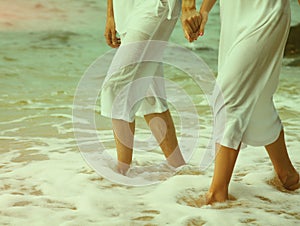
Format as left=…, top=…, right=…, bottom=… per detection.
left=182, top=0, right=300, bottom=203
left=103, top=0, right=199, bottom=174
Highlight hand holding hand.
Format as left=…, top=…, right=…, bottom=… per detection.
left=181, top=9, right=202, bottom=42
left=104, top=16, right=121, bottom=48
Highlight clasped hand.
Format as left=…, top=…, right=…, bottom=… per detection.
left=181, top=9, right=208, bottom=42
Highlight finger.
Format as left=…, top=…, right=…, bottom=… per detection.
left=183, top=20, right=197, bottom=41
left=195, top=14, right=202, bottom=35
left=184, top=30, right=193, bottom=42
left=186, top=17, right=198, bottom=34
left=105, top=34, right=114, bottom=48
left=111, top=30, right=120, bottom=48
left=185, top=26, right=195, bottom=42
left=187, top=31, right=198, bottom=42
left=116, top=37, right=121, bottom=45
left=192, top=14, right=201, bottom=32
left=104, top=28, right=112, bottom=43
left=189, top=32, right=198, bottom=42
left=113, top=38, right=121, bottom=48
left=186, top=24, right=200, bottom=42
left=105, top=30, right=119, bottom=48
left=182, top=22, right=192, bottom=41
left=106, top=37, right=116, bottom=48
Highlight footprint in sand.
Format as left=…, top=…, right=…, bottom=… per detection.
left=184, top=217, right=207, bottom=226
left=131, top=209, right=160, bottom=223
left=233, top=171, right=249, bottom=182
left=239, top=218, right=257, bottom=224
left=255, top=195, right=272, bottom=203
left=176, top=189, right=207, bottom=208
left=12, top=201, right=32, bottom=207
left=175, top=165, right=204, bottom=176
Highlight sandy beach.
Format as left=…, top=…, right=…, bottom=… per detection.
left=1, top=0, right=300, bottom=225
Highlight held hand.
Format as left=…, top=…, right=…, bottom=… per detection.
left=181, top=9, right=202, bottom=42
left=199, top=11, right=209, bottom=37
left=104, top=16, right=121, bottom=48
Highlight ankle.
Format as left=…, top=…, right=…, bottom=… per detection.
left=277, top=168, right=296, bottom=183
left=278, top=169, right=299, bottom=191
left=117, top=161, right=130, bottom=175
left=166, top=147, right=186, bottom=168
left=206, top=186, right=229, bottom=204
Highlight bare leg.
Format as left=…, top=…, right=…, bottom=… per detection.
left=265, top=130, right=299, bottom=191
left=144, top=110, right=186, bottom=168
left=206, top=144, right=240, bottom=204
left=112, top=119, right=135, bottom=175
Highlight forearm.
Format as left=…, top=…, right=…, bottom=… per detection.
left=181, top=0, right=196, bottom=11
left=107, top=0, right=114, bottom=18
left=200, top=0, right=216, bottom=13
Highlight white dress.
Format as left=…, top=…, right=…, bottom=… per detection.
left=101, top=0, right=180, bottom=122
left=213, top=0, right=291, bottom=149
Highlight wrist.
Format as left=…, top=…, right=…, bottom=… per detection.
left=107, top=0, right=114, bottom=18
left=182, top=6, right=196, bottom=12
left=107, top=13, right=114, bottom=19
left=200, top=9, right=209, bottom=16
left=182, top=0, right=196, bottom=12
left=107, top=8, right=114, bottom=19
left=200, top=0, right=216, bottom=14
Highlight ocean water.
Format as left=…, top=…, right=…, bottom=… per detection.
left=1, top=0, right=300, bottom=225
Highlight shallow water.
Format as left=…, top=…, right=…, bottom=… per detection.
left=1, top=0, right=300, bottom=225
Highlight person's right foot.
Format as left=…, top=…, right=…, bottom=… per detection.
left=279, top=170, right=300, bottom=191
left=205, top=190, right=228, bottom=205
left=117, top=161, right=130, bottom=175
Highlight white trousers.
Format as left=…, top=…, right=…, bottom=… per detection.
left=101, top=1, right=180, bottom=122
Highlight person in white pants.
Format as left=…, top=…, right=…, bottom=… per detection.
left=103, top=0, right=193, bottom=174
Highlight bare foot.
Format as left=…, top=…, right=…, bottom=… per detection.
left=117, top=161, right=130, bottom=175
left=166, top=147, right=186, bottom=168
left=205, top=192, right=236, bottom=205
left=205, top=191, right=228, bottom=205
left=280, top=170, right=300, bottom=191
